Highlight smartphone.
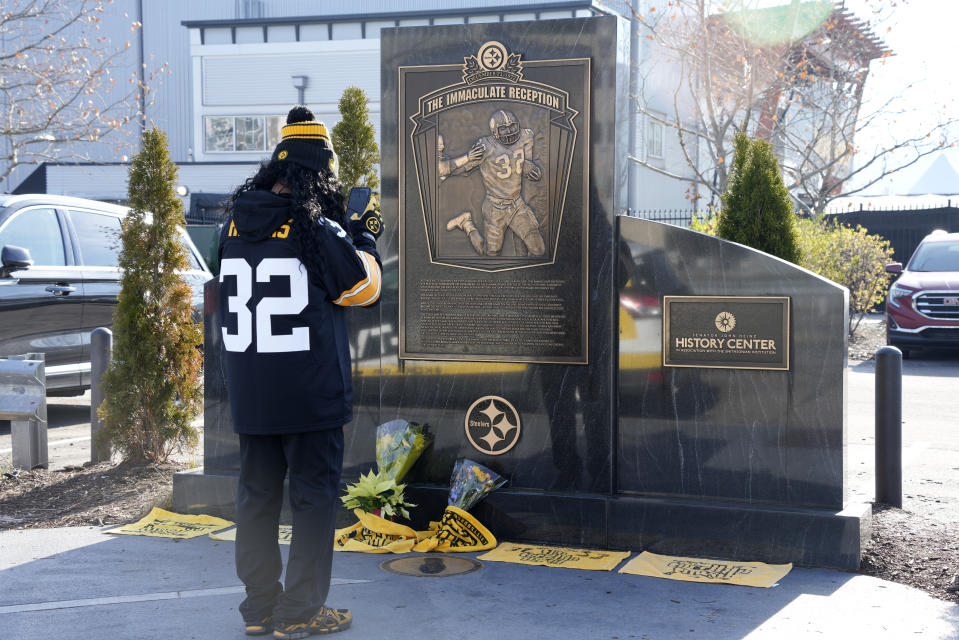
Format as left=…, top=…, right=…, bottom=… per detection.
left=346, top=187, right=373, bottom=219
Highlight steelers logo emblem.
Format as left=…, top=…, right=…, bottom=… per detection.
left=715, top=311, right=736, bottom=332
left=277, top=150, right=288, bottom=160
left=477, top=41, right=508, bottom=71
left=365, top=216, right=381, bottom=234
left=465, top=395, right=521, bottom=456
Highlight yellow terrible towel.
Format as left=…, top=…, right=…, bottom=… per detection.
left=107, top=507, right=233, bottom=539
left=412, top=506, right=496, bottom=553
left=619, top=551, right=791, bottom=588
left=334, top=509, right=422, bottom=553
left=479, top=543, right=630, bottom=571
left=209, top=525, right=293, bottom=545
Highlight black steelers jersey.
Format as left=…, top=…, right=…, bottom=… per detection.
left=217, top=189, right=381, bottom=434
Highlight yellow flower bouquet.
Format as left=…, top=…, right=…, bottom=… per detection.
left=447, top=458, right=507, bottom=511
left=375, top=419, right=432, bottom=483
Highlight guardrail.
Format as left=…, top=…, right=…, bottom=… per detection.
left=0, top=353, right=48, bottom=470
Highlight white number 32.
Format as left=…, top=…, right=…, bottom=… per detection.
left=220, top=257, right=309, bottom=353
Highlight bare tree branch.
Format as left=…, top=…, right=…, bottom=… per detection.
left=0, top=0, right=165, bottom=186
left=616, top=0, right=953, bottom=214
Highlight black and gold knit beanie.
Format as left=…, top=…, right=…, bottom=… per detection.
left=270, top=106, right=338, bottom=175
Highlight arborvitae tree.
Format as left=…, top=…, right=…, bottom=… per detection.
left=97, top=127, right=203, bottom=463
left=717, top=131, right=801, bottom=264
left=331, top=86, right=380, bottom=195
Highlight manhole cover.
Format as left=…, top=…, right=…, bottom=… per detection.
left=380, top=555, right=482, bottom=577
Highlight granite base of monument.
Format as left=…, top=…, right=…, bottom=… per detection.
left=404, top=487, right=870, bottom=569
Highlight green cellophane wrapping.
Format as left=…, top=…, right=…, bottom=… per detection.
left=375, top=420, right=433, bottom=483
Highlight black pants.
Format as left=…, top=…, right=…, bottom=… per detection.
left=235, top=428, right=344, bottom=624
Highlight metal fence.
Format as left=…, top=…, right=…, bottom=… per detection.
left=625, top=208, right=697, bottom=227
left=824, top=205, right=959, bottom=263
left=629, top=204, right=959, bottom=265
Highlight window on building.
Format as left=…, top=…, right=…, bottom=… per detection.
left=205, top=116, right=234, bottom=152
left=205, top=115, right=286, bottom=152
left=0, top=208, right=65, bottom=266
left=235, top=116, right=265, bottom=151
left=266, top=117, right=283, bottom=149
left=647, top=117, right=664, bottom=159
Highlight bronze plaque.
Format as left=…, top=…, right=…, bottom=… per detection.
left=663, top=296, right=790, bottom=370
left=399, top=40, right=590, bottom=363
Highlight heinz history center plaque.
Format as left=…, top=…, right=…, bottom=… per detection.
left=399, top=40, right=589, bottom=363
left=664, top=296, right=790, bottom=370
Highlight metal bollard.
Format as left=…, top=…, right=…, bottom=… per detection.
left=90, top=327, right=113, bottom=464
left=1, top=353, right=48, bottom=470
left=875, top=345, right=903, bottom=508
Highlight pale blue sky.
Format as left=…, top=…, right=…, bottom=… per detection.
left=845, top=0, right=959, bottom=194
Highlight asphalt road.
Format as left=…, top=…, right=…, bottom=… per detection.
left=0, top=391, right=202, bottom=470
left=1, top=356, right=957, bottom=519
left=847, top=351, right=959, bottom=521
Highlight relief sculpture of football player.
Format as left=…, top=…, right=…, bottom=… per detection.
left=439, top=109, right=546, bottom=257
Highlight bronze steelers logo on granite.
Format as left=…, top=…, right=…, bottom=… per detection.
left=478, top=41, right=508, bottom=70
left=465, top=395, right=521, bottom=455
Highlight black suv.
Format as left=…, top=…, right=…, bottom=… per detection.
left=0, top=194, right=211, bottom=395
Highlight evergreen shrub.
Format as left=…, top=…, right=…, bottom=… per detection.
left=717, top=132, right=801, bottom=264
left=331, top=86, right=380, bottom=196
left=97, top=128, right=203, bottom=463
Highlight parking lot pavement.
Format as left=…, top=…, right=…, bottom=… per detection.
left=846, top=352, right=959, bottom=521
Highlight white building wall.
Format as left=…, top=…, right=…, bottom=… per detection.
left=44, top=162, right=258, bottom=208
left=200, top=48, right=381, bottom=106
left=11, top=0, right=695, bottom=212
left=143, top=0, right=241, bottom=162
left=184, top=5, right=599, bottom=166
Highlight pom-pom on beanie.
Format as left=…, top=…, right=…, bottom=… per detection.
left=270, top=106, right=338, bottom=176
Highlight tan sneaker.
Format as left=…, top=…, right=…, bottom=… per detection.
left=446, top=211, right=474, bottom=232
left=244, top=615, right=273, bottom=636
left=273, top=607, right=352, bottom=638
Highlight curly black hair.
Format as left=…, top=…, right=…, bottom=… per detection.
left=229, top=160, right=346, bottom=282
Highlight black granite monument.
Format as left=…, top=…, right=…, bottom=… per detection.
left=175, top=15, right=869, bottom=569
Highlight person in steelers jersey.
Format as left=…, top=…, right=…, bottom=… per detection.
left=217, top=106, right=383, bottom=639
left=441, top=109, right=546, bottom=257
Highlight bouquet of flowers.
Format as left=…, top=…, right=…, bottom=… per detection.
left=341, top=469, right=415, bottom=520
left=375, top=420, right=432, bottom=483
left=447, top=458, right=507, bottom=511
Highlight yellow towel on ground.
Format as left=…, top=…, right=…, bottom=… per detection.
left=412, top=505, right=496, bottom=553
left=619, top=551, right=791, bottom=588
left=479, top=543, right=630, bottom=571
left=334, top=509, right=423, bottom=553
left=107, top=507, right=233, bottom=539
left=209, top=525, right=293, bottom=545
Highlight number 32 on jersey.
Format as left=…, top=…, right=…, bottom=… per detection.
left=220, top=257, right=309, bottom=353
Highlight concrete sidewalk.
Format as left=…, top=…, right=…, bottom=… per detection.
left=1, top=526, right=956, bottom=639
